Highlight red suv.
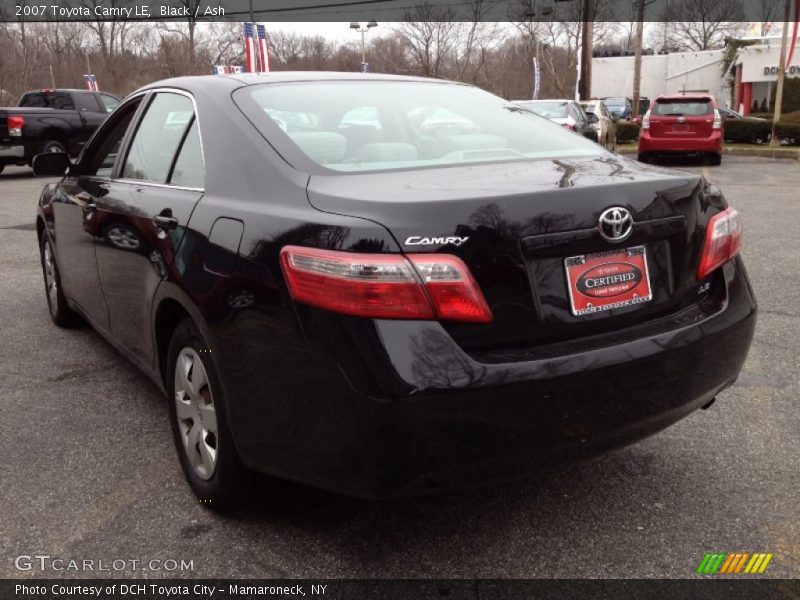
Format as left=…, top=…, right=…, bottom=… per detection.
left=638, top=93, right=723, bottom=165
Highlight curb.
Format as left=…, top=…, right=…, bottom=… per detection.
left=616, top=145, right=799, bottom=160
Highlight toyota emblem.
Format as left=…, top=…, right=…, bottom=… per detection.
left=598, top=207, right=634, bottom=243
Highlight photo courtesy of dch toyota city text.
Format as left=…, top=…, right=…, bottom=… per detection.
left=1, top=0, right=798, bottom=598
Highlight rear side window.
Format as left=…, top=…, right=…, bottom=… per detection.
left=169, top=120, right=204, bottom=189
left=75, top=93, right=103, bottom=113
left=19, top=92, right=75, bottom=110
left=652, top=99, right=713, bottom=116
left=122, top=92, right=194, bottom=183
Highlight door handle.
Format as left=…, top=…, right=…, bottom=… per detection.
left=153, top=214, right=179, bottom=231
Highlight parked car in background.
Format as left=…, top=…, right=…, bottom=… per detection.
left=638, top=93, right=723, bottom=165
left=580, top=99, right=617, bottom=149
left=34, top=73, right=755, bottom=508
left=513, top=99, right=596, bottom=140
left=0, top=89, right=119, bottom=174
left=717, top=107, right=767, bottom=121
left=604, top=97, right=633, bottom=120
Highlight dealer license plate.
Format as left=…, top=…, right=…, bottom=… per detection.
left=564, top=246, right=652, bottom=316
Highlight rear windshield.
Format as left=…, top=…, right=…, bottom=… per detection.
left=235, top=81, right=602, bottom=173
left=515, top=101, right=568, bottom=119
left=19, top=92, right=75, bottom=110
left=652, top=99, right=713, bottom=116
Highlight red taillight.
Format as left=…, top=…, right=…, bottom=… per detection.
left=7, top=115, right=24, bottom=136
left=712, top=108, right=722, bottom=129
left=562, top=124, right=576, bottom=132
left=280, top=246, right=493, bottom=323
left=697, top=207, right=742, bottom=280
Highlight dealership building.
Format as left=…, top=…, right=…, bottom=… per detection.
left=591, top=36, right=799, bottom=114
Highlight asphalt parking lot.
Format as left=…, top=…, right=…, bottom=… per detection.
left=1, top=156, right=798, bottom=579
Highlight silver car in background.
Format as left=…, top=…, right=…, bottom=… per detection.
left=580, top=99, right=618, bottom=150
left=513, top=99, right=597, bottom=141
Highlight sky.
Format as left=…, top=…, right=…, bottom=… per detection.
left=265, top=21, right=397, bottom=42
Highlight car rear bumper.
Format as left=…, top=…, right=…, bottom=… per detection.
left=218, top=258, right=756, bottom=498
left=638, top=130, right=723, bottom=154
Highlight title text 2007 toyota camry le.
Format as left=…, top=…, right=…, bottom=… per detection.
left=33, top=73, right=755, bottom=508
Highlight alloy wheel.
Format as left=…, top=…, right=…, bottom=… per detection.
left=174, top=348, right=218, bottom=480
left=43, top=240, right=58, bottom=315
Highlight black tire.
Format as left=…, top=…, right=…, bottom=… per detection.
left=166, top=318, right=255, bottom=510
left=39, top=234, right=83, bottom=327
left=41, top=140, right=66, bottom=154
left=611, top=134, right=617, bottom=152
left=637, top=153, right=650, bottom=164
left=709, top=153, right=722, bottom=166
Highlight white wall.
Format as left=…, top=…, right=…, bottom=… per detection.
left=592, top=50, right=729, bottom=107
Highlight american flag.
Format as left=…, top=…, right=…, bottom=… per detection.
left=83, top=74, right=98, bottom=91
left=256, top=24, right=270, bottom=73
left=243, top=22, right=256, bottom=73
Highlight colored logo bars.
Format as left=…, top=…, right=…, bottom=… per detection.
left=696, top=552, right=773, bottom=575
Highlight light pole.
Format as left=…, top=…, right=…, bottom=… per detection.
left=350, top=21, right=378, bottom=72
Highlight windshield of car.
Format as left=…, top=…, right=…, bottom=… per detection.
left=652, top=99, right=713, bottom=116
left=514, top=101, right=569, bottom=119
left=605, top=97, right=627, bottom=108
left=579, top=102, right=595, bottom=114
left=236, top=82, right=601, bottom=173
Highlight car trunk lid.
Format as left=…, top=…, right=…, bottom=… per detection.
left=306, top=156, right=714, bottom=353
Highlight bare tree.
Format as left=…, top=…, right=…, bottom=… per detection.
left=396, top=3, right=461, bottom=78
left=661, top=0, right=747, bottom=50
left=267, top=30, right=305, bottom=67
left=158, top=0, right=200, bottom=60
left=201, top=22, right=243, bottom=67
left=756, top=0, right=783, bottom=36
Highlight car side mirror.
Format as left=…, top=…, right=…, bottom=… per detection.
left=32, top=152, right=71, bottom=177
left=587, top=113, right=599, bottom=124
left=610, top=113, right=620, bottom=123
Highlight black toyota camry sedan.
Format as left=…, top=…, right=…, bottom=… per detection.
left=34, top=73, right=756, bottom=508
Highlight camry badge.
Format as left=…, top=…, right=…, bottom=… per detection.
left=405, top=236, right=469, bottom=247
left=598, top=207, right=634, bottom=243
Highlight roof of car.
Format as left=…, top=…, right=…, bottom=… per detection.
left=133, top=71, right=463, bottom=96
left=655, top=92, right=714, bottom=99
left=23, top=88, right=104, bottom=94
